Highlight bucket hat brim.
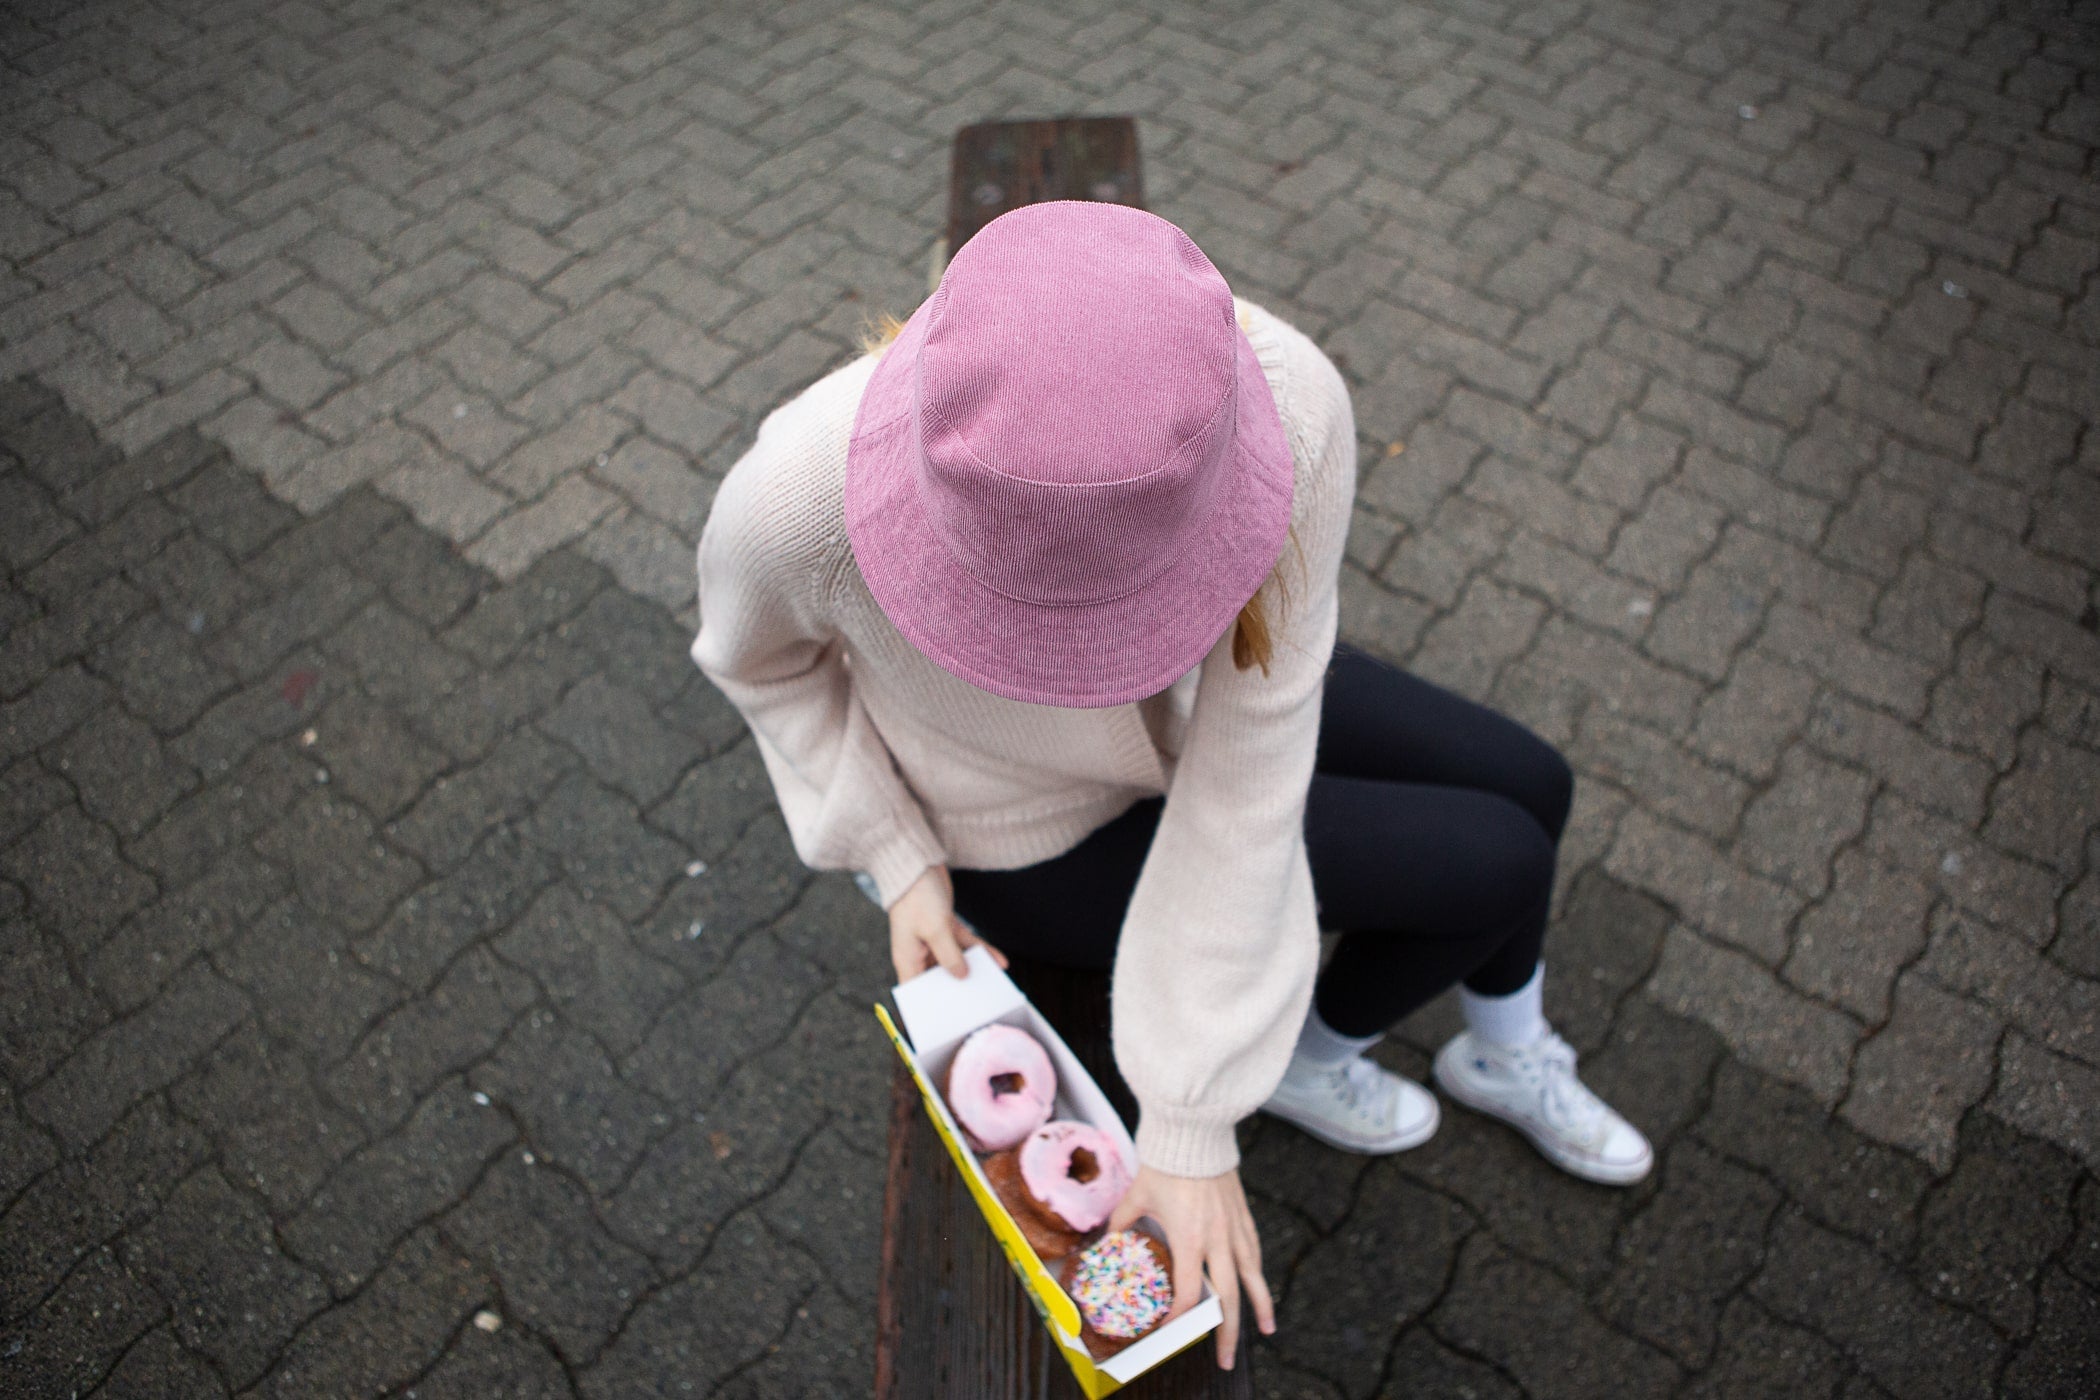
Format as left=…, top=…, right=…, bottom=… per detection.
left=844, top=291, right=1296, bottom=709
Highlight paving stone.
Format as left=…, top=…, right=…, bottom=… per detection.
left=283, top=1078, right=514, bottom=1296
left=1601, top=1139, right=1779, bottom=1367
left=305, top=687, right=451, bottom=822
left=1432, top=1234, right=1680, bottom=1400
left=1994, top=1029, right=2100, bottom=1173
left=91, top=1325, right=232, bottom=1399
left=258, top=1227, right=490, bottom=1398
left=1804, top=691, right=1993, bottom=825
left=254, top=790, right=425, bottom=934
left=0, top=921, right=109, bottom=1096
left=0, top=1099, right=210, bottom=1321
left=1782, top=850, right=1934, bottom=1023
left=84, top=851, right=287, bottom=1013
left=399, top=1323, right=571, bottom=1400
left=1750, top=1208, right=2004, bottom=1400
left=122, top=1167, right=331, bottom=1389
left=1273, top=1162, right=1472, bottom=1398
left=90, top=609, right=236, bottom=736
left=1697, top=1058, right=1933, bottom=1253
left=168, top=1029, right=367, bottom=1216
left=581, top=1212, right=818, bottom=1399
left=387, top=728, right=572, bottom=871
left=492, top=885, right=685, bottom=1056
left=469, top=1010, right=666, bottom=1199
left=324, top=947, right=537, bottom=1135
left=520, top=770, right=687, bottom=921
left=1735, top=745, right=1874, bottom=897
left=538, top=672, right=697, bottom=807
left=441, top=547, right=608, bottom=667
left=441, top=1146, right=654, bottom=1364
left=1999, top=1268, right=2100, bottom=1399
left=1682, top=1296, right=1842, bottom=1400
left=1840, top=974, right=2000, bottom=1172
left=1605, top=809, right=1801, bottom=963
left=1913, top=1112, right=2082, bottom=1339
left=1918, top=910, right=2100, bottom=1071
left=214, top=897, right=400, bottom=1067
left=1572, top=709, right=1748, bottom=842
left=756, top=1124, right=884, bottom=1309
left=1861, top=790, right=2062, bottom=946
left=47, top=704, right=199, bottom=837
left=0, top=1243, right=164, bottom=1397
left=1985, top=731, right=2100, bottom=877
left=1650, top=924, right=1859, bottom=1109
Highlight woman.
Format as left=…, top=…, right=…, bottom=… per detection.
left=692, top=201, right=1649, bottom=1370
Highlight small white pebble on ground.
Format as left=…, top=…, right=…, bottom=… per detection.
left=187, top=612, right=206, bottom=633
left=1628, top=598, right=1654, bottom=617
left=299, top=729, right=318, bottom=747
left=596, top=453, right=609, bottom=467
left=473, top=1310, right=501, bottom=1333
left=1738, top=104, right=1757, bottom=119
left=521, top=1151, right=535, bottom=1165
left=685, top=860, right=707, bottom=877
left=452, top=402, right=468, bottom=418
left=1942, top=280, right=1967, bottom=297
left=1942, top=851, right=1964, bottom=874
left=686, top=920, right=705, bottom=940
left=314, top=768, right=329, bottom=784
left=472, top=1091, right=490, bottom=1106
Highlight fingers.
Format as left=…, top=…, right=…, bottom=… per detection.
left=924, top=918, right=969, bottom=978
left=1232, top=1208, right=1274, bottom=1336
left=1243, top=1256, right=1276, bottom=1338
left=1209, top=1249, right=1240, bottom=1370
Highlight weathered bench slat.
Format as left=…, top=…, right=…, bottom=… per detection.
left=945, top=116, right=1146, bottom=259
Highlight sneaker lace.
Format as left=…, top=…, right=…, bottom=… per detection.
left=1521, top=1033, right=1612, bottom=1147
left=1335, top=1056, right=1393, bottom=1123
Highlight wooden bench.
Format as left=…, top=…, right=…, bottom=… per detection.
left=872, top=118, right=1254, bottom=1399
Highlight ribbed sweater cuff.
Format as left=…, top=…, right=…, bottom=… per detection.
left=861, top=829, right=943, bottom=910
left=1135, top=1106, right=1242, bottom=1179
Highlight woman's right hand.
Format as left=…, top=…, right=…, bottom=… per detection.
left=888, top=864, right=1008, bottom=982
left=1109, top=1163, right=1275, bottom=1370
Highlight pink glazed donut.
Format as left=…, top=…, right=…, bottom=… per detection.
left=1017, top=1120, right=1131, bottom=1233
left=943, top=1024, right=1056, bottom=1151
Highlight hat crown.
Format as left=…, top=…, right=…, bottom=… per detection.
left=912, top=203, right=1241, bottom=607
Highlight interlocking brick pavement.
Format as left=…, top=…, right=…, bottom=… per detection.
left=3, top=0, right=2098, bottom=1393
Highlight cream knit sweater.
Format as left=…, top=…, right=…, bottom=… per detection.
left=692, top=298, right=1356, bottom=1177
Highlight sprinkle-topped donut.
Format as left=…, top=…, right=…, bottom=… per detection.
left=942, top=1023, right=1056, bottom=1151
left=1063, top=1227, right=1173, bottom=1346
left=1018, top=1120, right=1130, bottom=1233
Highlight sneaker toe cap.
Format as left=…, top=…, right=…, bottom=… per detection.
left=1595, top=1118, right=1652, bottom=1173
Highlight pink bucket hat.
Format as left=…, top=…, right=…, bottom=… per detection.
left=844, top=200, right=1295, bottom=709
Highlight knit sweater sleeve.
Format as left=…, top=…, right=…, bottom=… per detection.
left=1110, top=313, right=1357, bottom=1178
left=690, top=399, right=947, bottom=909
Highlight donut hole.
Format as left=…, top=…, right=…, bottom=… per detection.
left=1068, top=1147, right=1100, bottom=1185
left=990, top=1072, right=1025, bottom=1096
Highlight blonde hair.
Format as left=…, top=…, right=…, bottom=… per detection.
left=856, top=309, right=1293, bottom=674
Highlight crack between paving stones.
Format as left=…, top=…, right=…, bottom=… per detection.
left=703, top=1276, right=826, bottom=1400
left=582, top=1113, right=836, bottom=1371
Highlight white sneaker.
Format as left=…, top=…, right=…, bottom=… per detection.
left=1259, top=1053, right=1440, bottom=1154
left=1432, top=1028, right=1652, bottom=1185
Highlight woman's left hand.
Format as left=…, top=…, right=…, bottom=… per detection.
left=1108, top=1162, right=1275, bottom=1369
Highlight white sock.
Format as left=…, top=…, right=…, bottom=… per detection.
left=1289, top=1006, right=1381, bottom=1071
left=1460, top=962, right=1547, bottom=1048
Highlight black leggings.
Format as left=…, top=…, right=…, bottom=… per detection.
left=949, top=644, right=1574, bottom=1038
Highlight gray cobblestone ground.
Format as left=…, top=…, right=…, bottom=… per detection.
left=2, top=0, right=2097, bottom=1394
